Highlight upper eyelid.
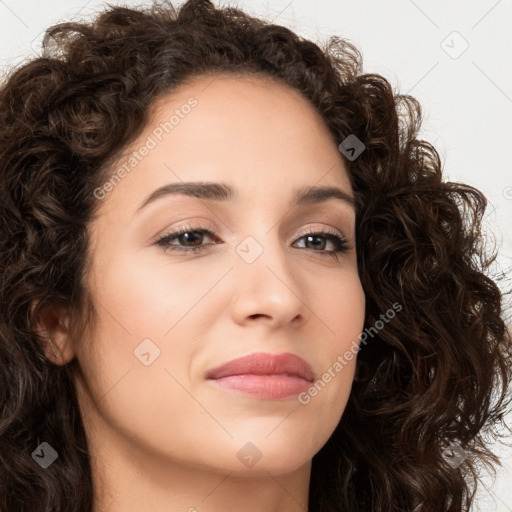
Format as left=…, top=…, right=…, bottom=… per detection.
left=156, top=225, right=351, bottom=249
left=159, top=223, right=349, bottom=240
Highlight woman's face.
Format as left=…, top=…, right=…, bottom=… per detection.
left=72, top=73, right=365, bottom=477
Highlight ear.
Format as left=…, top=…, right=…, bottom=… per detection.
left=30, top=300, right=75, bottom=365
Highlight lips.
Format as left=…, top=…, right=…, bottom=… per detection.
left=206, top=352, right=315, bottom=382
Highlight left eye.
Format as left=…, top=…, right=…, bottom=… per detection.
left=155, top=226, right=349, bottom=256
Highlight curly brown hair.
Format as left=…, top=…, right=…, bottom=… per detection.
left=0, top=1, right=510, bottom=511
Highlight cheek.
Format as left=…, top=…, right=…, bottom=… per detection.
left=296, top=270, right=364, bottom=426
left=319, top=267, right=366, bottom=346
left=104, top=248, right=234, bottom=338
left=330, top=273, right=365, bottom=394
left=87, top=244, right=211, bottom=350
left=78, top=241, right=212, bottom=380
left=72, top=272, right=199, bottom=456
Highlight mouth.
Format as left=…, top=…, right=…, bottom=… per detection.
left=206, top=352, right=314, bottom=399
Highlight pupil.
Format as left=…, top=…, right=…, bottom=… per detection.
left=181, top=232, right=201, bottom=246
left=307, top=235, right=325, bottom=250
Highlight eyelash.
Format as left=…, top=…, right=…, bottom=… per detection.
left=154, top=224, right=349, bottom=258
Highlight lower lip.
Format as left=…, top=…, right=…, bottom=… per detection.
left=208, top=374, right=312, bottom=399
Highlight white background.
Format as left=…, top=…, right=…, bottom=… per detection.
left=1, top=0, right=511, bottom=510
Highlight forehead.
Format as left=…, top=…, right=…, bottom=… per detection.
left=149, top=71, right=338, bottom=146
left=94, top=72, right=352, bottom=219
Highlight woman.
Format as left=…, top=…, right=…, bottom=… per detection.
left=0, top=1, right=510, bottom=511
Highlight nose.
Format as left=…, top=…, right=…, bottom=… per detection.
left=229, top=234, right=307, bottom=329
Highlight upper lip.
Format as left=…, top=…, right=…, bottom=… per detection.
left=206, top=352, right=315, bottom=382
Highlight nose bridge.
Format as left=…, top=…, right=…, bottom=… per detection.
left=230, top=223, right=306, bottom=321
left=234, top=216, right=289, bottom=280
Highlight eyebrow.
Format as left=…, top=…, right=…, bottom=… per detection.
left=135, top=181, right=355, bottom=214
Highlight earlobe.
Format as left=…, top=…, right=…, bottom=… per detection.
left=30, top=300, right=75, bottom=366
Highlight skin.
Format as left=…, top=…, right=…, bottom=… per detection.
left=37, top=73, right=366, bottom=512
